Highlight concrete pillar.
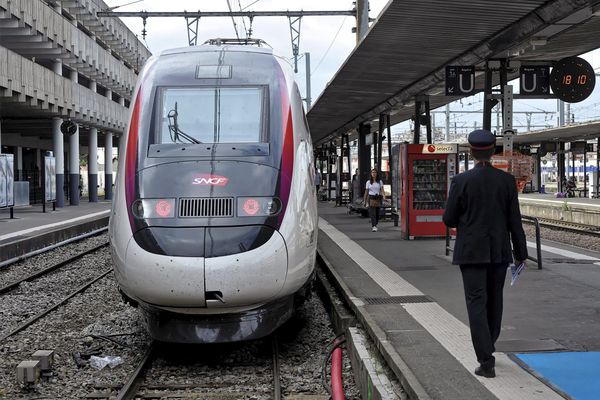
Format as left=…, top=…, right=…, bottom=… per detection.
left=104, top=132, right=113, bottom=200
left=118, top=96, right=125, bottom=107
left=53, top=59, right=62, bottom=76
left=52, top=118, right=65, bottom=207
left=70, top=69, right=78, bottom=84
left=69, top=123, right=80, bottom=205
left=106, top=88, right=112, bottom=101
left=16, top=146, right=23, bottom=180
left=89, top=80, right=97, bottom=93
left=88, top=128, right=98, bottom=202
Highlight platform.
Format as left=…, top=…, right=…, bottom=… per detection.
left=317, top=201, right=600, bottom=400
left=0, top=202, right=111, bottom=264
left=518, top=193, right=600, bottom=226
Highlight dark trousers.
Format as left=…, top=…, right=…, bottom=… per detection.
left=459, top=263, right=508, bottom=369
left=369, top=206, right=380, bottom=227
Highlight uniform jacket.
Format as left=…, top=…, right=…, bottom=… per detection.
left=443, top=163, right=528, bottom=265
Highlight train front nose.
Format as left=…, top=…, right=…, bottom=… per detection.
left=119, top=160, right=288, bottom=309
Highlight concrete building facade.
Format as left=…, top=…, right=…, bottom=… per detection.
left=0, top=0, right=151, bottom=206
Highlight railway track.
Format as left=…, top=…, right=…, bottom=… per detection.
left=0, top=239, right=111, bottom=343
left=522, top=215, right=600, bottom=237
left=101, top=335, right=284, bottom=400
left=0, top=241, right=108, bottom=295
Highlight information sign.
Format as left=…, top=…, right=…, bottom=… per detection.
left=44, top=156, right=57, bottom=202
left=5, top=154, right=14, bottom=207
left=519, top=66, right=550, bottom=96
left=0, top=155, right=6, bottom=208
left=445, top=66, right=475, bottom=96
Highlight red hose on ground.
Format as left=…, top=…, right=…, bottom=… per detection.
left=331, top=345, right=345, bottom=400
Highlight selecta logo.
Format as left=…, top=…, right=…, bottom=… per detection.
left=427, top=145, right=436, bottom=153
left=192, top=174, right=229, bottom=186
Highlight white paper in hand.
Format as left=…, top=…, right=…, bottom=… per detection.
left=510, top=262, right=525, bottom=286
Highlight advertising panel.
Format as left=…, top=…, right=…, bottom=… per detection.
left=5, top=154, right=14, bottom=207
left=0, top=155, right=6, bottom=208
left=45, top=156, right=57, bottom=202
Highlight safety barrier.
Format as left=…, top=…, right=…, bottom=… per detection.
left=445, top=216, right=543, bottom=270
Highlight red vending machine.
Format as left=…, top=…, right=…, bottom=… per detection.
left=395, top=143, right=458, bottom=239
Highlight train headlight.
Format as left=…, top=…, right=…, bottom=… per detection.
left=238, top=197, right=281, bottom=217
left=131, top=199, right=176, bottom=219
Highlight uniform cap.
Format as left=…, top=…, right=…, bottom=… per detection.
left=468, top=129, right=496, bottom=150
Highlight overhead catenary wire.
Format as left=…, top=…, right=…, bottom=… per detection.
left=311, top=16, right=347, bottom=75
left=226, top=0, right=240, bottom=40
left=238, top=0, right=249, bottom=38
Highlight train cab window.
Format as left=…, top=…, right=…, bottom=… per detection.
left=160, top=87, right=264, bottom=144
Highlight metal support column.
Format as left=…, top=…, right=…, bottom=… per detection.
left=558, top=142, right=565, bottom=193
left=483, top=64, right=493, bottom=131
left=304, top=53, right=311, bottom=109
left=288, top=16, right=302, bottom=73
left=583, top=148, right=587, bottom=196
left=88, top=128, right=98, bottom=202
left=386, top=114, right=392, bottom=192
left=377, top=114, right=385, bottom=174
left=502, top=85, right=514, bottom=153
left=327, top=142, right=334, bottom=201
left=413, top=101, right=421, bottom=144
left=596, top=138, right=599, bottom=198
left=104, top=132, right=113, bottom=200
left=336, top=141, right=343, bottom=206
left=69, top=124, right=80, bottom=205
left=425, top=99, right=432, bottom=144
left=345, top=133, right=351, bottom=187
left=356, top=0, right=369, bottom=43
left=358, top=123, right=371, bottom=196
left=52, top=118, right=65, bottom=207
left=535, top=154, right=542, bottom=193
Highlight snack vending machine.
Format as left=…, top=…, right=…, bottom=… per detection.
left=393, top=143, right=458, bottom=239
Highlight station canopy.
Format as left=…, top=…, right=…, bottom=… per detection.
left=307, top=0, right=600, bottom=146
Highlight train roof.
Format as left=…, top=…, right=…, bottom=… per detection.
left=159, top=44, right=274, bottom=58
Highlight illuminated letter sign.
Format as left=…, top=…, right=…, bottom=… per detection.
left=520, top=66, right=550, bottom=96
left=550, top=56, right=596, bottom=103
left=192, top=174, right=229, bottom=186
left=445, top=66, right=475, bottom=96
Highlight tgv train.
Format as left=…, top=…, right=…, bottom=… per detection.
left=109, top=42, right=318, bottom=343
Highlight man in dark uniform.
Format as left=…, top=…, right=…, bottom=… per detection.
left=443, top=129, right=528, bottom=378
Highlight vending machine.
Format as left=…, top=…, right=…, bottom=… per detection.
left=392, top=143, right=458, bottom=239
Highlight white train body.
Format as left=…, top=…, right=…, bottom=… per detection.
left=109, top=44, right=318, bottom=343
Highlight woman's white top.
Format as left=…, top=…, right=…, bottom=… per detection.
left=365, top=180, right=384, bottom=196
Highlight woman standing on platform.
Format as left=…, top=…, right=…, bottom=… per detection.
left=364, top=169, right=385, bottom=232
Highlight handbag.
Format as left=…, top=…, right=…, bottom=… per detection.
left=369, top=194, right=381, bottom=208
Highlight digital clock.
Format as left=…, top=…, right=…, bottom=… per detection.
left=550, top=56, right=596, bottom=103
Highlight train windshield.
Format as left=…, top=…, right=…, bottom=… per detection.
left=160, top=87, right=264, bottom=144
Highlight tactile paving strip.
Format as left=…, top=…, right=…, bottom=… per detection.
left=363, top=295, right=434, bottom=304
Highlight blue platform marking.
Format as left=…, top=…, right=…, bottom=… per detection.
left=515, top=352, right=600, bottom=400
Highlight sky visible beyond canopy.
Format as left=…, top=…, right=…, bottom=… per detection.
left=106, top=0, right=600, bottom=140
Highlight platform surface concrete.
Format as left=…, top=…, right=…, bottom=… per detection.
left=317, top=201, right=600, bottom=400
left=0, top=202, right=111, bottom=263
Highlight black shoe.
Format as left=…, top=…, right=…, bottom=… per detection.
left=474, top=366, right=495, bottom=378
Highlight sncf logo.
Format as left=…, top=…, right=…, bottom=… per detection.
left=192, top=174, right=229, bottom=186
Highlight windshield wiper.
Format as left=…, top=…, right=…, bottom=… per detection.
left=167, top=102, right=201, bottom=144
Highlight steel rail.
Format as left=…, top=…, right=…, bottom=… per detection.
left=272, top=334, right=282, bottom=400
left=523, top=216, right=600, bottom=238
left=0, top=227, right=108, bottom=269
left=116, top=342, right=156, bottom=400
left=0, top=268, right=113, bottom=343
left=0, top=241, right=109, bottom=295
